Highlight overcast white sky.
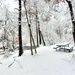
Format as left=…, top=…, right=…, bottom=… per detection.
left=5, top=0, right=18, bottom=11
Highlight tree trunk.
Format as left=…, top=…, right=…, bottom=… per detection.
left=12, top=31, right=15, bottom=49
left=40, top=31, right=46, bottom=46
left=35, top=7, right=39, bottom=47
left=18, top=0, right=23, bottom=56
left=24, top=1, right=37, bottom=55
left=66, top=0, right=75, bottom=43
left=39, top=27, right=41, bottom=45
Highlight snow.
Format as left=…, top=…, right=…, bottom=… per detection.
left=0, top=0, right=75, bottom=75
left=0, top=45, right=75, bottom=75
left=0, top=0, right=73, bottom=45
left=4, top=0, right=18, bottom=11
left=56, top=42, right=70, bottom=45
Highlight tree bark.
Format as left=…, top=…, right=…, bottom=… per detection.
left=35, top=6, right=39, bottom=47
left=24, top=0, right=37, bottom=55
left=38, top=22, right=41, bottom=45
left=18, top=0, right=23, bottom=56
left=12, top=31, right=15, bottom=49
left=40, top=31, right=46, bottom=46
left=66, top=0, right=75, bottom=43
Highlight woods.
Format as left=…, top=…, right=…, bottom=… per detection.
left=0, top=0, right=75, bottom=75
left=1, top=0, right=75, bottom=75
left=0, top=0, right=75, bottom=56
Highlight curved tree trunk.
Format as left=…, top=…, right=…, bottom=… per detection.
left=66, top=0, right=75, bottom=43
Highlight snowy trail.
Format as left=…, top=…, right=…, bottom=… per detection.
left=0, top=46, right=75, bottom=75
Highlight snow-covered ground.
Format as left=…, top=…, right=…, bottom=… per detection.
left=0, top=45, right=75, bottom=75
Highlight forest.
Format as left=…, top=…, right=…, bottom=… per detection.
left=0, top=0, right=75, bottom=75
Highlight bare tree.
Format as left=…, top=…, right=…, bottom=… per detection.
left=34, top=2, right=46, bottom=46
left=34, top=2, right=39, bottom=47
left=23, top=0, right=37, bottom=55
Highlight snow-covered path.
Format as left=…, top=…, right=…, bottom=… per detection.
left=0, top=46, right=75, bottom=75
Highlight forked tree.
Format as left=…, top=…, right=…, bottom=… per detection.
left=23, top=0, right=37, bottom=55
